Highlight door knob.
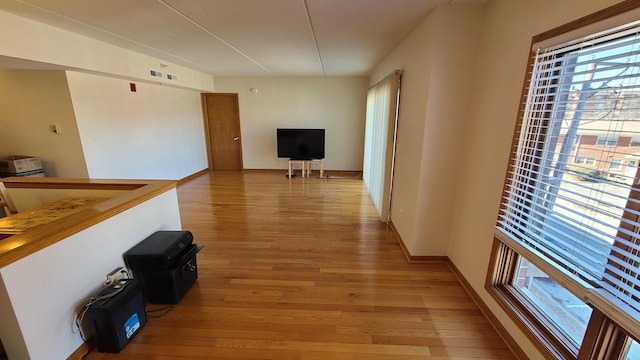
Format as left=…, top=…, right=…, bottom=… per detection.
left=233, top=137, right=239, bottom=141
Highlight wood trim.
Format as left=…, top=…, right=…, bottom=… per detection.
left=496, top=43, right=538, bottom=228
left=583, top=289, right=640, bottom=345
left=0, top=182, right=18, bottom=216
left=241, top=169, right=362, bottom=177
left=447, top=259, right=529, bottom=360
left=67, top=342, right=91, bottom=360
left=241, top=168, right=292, bottom=174
left=386, top=229, right=594, bottom=358
left=201, top=93, right=244, bottom=171
left=532, top=0, right=640, bottom=44
left=494, top=229, right=591, bottom=300
left=0, top=178, right=176, bottom=268
left=1, top=177, right=152, bottom=190
left=486, top=237, right=514, bottom=286
left=178, top=169, right=209, bottom=185
left=578, top=309, right=628, bottom=360
left=201, top=93, right=214, bottom=171
left=389, top=221, right=412, bottom=262
left=489, top=284, right=573, bottom=360
left=388, top=221, right=447, bottom=262
left=386, top=223, right=528, bottom=359
left=232, top=93, right=244, bottom=171
left=486, top=238, right=578, bottom=360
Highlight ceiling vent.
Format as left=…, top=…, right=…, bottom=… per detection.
left=149, top=69, right=163, bottom=78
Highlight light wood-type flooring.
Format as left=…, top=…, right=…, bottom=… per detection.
left=89, top=171, right=516, bottom=360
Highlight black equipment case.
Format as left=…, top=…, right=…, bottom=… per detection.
left=124, top=231, right=199, bottom=304
left=85, top=279, right=146, bottom=353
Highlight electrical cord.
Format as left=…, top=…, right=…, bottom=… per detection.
left=72, top=270, right=138, bottom=360
left=319, top=172, right=363, bottom=179
left=74, top=284, right=108, bottom=338
left=145, top=305, right=174, bottom=318
left=104, top=268, right=131, bottom=286
left=74, top=285, right=126, bottom=360
left=73, top=273, right=132, bottom=350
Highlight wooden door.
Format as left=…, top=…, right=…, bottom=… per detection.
left=202, top=93, right=243, bottom=171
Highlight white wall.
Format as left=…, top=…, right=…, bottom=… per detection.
left=0, top=9, right=215, bottom=180
left=0, top=10, right=369, bottom=176
left=0, top=189, right=182, bottom=360
left=0, top=70, right=89, bottom=177
left=66, top=71, right=208, bottom=180
left=414, top=6, right=483, bottom=255
left=0, top=10, right=214, bottom=92
left=444, top=0, right=622, bottom=358
left=213, top=76, right=368, bottom=171
left=370, top=5, right=483, bottom=255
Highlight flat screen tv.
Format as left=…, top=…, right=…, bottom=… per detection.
left=277, top=128, right=325, bottom=160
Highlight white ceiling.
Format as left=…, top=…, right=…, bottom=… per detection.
left=0, top=0, right=485, bottom=76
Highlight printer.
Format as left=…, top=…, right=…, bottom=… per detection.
left=124, top=231, right=200, bottom=304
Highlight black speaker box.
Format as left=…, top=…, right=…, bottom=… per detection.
left=124, top=231, right=199, bottom=304
left=85, top=279, right=146, bottom=353
left=140, top=244, right=198, bottom=304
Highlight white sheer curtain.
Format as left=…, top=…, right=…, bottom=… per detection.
left=362, top=70, right=401, bottom=221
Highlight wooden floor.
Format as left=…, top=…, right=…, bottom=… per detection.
left=89, top=171, right=516, bottom=360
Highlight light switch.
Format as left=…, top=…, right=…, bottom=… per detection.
left=52, top=124, right=62, bottom=134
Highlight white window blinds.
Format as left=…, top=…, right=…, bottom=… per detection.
left=497, top=20, right=640, bottom=325
left=362, top=71, right=401, bottom=221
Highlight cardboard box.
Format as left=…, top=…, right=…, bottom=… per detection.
left=0, top=155, right=42, bottom=173
left=0, top=156, right=44, bottom=177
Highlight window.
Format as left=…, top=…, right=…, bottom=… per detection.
left=488, top=3, right=640, bottom=359
left=627, top=339, right=640, bottom=359
left=574, top=156, right=596, bottom=165
left=363, top=70, right=401, bottom=221
left=610, top=158, right=624, bottom=171
left=513, top=258, right=592, bottom=346
left=596, top=136, right=618, bottom=146
left=629, top=138, right=640, bottom=147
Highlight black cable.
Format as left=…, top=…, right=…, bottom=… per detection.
left=145, top=305, right=174, bottom=318
left=73, top=282, right=129, bottom=352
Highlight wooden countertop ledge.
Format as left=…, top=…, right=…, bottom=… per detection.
left=0, top=178, right=177, bottom=268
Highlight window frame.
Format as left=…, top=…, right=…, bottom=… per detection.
left=574, top=156, right=597, bottom=165
left=488, top=233, right=639, bottom=360
left=629, top=138, right=640, bottom=147
left=487, top=1, right=640, bottom=359
left=609, top=158, right=624, bottom=171
left=595, top=136, right=618, bottom=146
left=487, top=239, right=580, bottom=359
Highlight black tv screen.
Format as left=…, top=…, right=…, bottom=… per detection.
left=277, top=128, right=325, bottom=160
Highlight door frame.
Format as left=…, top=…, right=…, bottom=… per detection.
left=201, top=92, right=243, bottom=171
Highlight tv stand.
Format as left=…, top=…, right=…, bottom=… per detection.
left=288, top=159, right=324, bottom=178
left=305, top=159, right=324, bottom=178
left=287, top=159, right=306, bottom=178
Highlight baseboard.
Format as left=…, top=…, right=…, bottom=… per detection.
left=387, top=221, right=526, bottom=359
left=388, top=221, right=447, bottom=262
left=241, top=168, right=362, bottom=176
left=446, top=259, right=528, bottom=360
left=178, top=169, right=209, bottom=184
left=178, top=169, right=362, bottom=181
left=239, top=169, right=287, bottom=174
left=67, top=341, right=91, bottom=360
